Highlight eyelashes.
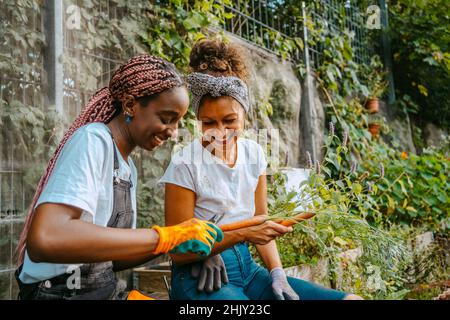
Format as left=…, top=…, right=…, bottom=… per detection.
left=202, top=119, right=237, bottom=125
left=160, top=116, right=173, bottom=125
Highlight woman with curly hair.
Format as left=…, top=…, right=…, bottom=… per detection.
left=160, top=38, right=362, bottom=300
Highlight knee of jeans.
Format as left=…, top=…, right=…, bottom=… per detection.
left=219, top=249, right=236, bottom=266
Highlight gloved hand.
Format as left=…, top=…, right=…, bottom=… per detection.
left=190, top=254, right=229, bottom=292
left=151, top=218, right=223, bottom=256
left=270, top=267, right=299, bottom=300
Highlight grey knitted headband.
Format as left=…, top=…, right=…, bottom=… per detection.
left=187, top=72, right=250, bottom=116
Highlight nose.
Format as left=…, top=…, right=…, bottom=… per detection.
left=216, top=123, right=227, bottom=136
left=166, top=123, right=178, bottom=139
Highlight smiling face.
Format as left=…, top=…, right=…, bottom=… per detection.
left=198, top=95, right=245, bottom=151
left=127, top=86, right=189, bottom=151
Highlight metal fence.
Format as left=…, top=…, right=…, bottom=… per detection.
left=222, top=0, right=303, bottom=61
left=221, top=0, right=376, bottom=69
left=0, top=0, right=46, bottom=299
left=308, top=0, right=375, bottom=69
left=62, top=0, right=126, bottom=121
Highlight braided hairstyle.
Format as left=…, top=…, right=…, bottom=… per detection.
left=16, top=54, right=183, bottom=265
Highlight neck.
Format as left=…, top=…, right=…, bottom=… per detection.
left=202, top=137, right=238, bottom=166
left=107, top=116, right=136, bottom=161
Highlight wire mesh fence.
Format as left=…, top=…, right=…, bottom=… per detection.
left=62, top=0, right=128, bottom=121
left=221, top=0, right=376, bottom=68
left=0, top=0, right=46, bottom=299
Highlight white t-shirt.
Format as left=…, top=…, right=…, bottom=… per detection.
left=159, top=138, right=267, bottom=226
left=19, top=122, right=138, bottom=284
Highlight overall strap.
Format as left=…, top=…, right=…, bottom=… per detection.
left=106, top=126, right=120, bottom=180
left=112, top=142, right=120, bottom=171
left=105, top=124, right=131, bottom=185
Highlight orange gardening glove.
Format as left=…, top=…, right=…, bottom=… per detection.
left=151, top=218, right=223, bottom=256
left=127, top=290, right=155, bottom=300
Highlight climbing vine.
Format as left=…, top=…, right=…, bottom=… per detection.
left=260, top=2, right=449, bottom=299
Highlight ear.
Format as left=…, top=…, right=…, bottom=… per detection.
left=122, top=94, right=136, bottom=116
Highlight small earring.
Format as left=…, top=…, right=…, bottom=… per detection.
left=125, top=115, right=133, bottom=124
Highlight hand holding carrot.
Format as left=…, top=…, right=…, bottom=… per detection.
left=220, top=212, right=315, bottom=231
left=217, top=212, right=316, bottom=245
left=241, top=220, right=293, bottom=245
left=219, top=215, right=292, bottom=245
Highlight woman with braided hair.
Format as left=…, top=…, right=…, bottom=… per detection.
left=14, top=54, right=223, bottom=300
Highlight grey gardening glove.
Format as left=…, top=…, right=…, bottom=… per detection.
left=270, top=267, right=300, bottom=300
left=190, top=254, right=229, bottom=292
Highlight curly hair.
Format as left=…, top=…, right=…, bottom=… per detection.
left=189, top=38, right=249, bottom=83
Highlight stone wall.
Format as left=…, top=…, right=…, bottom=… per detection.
left=422, top=122, right=449, bottom=149
left=379, top=100, right=417, bottom=153
left=230, top=36, right=307, bottom=167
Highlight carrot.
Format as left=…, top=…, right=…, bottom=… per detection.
left=219, top=212, right=315, bottom=231
left=274, top=212, right=316, bottom=227
left=220, top=215, right=268, bottom=232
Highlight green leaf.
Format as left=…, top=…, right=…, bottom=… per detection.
left=398, top=180, right=408, bottom=196
left=423, top=56, right=438, bottom=66
left=420, top=172, right=433, bottom=180
left=336, top=180, right=345, bottom=189
left=333, top=236, right=348, bottom=246
left=387, top=195, right=396, bottom=210
left=352, top=183, right=362, bottom=194
left=437, top=193, right=447, bottom=203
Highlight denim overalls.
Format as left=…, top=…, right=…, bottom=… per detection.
left=15, top=134, right=133, bottom=300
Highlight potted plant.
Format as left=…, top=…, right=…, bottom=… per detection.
left=363, top=56, right=388, bottom=114
left=368, top=114, right=383, bottom=138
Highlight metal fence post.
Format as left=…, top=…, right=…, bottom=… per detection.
left=379, top=0, right=396, bottom=104
left=302, top=1, right=318, bottom=163
left=44, top=0, right=64, bottom=114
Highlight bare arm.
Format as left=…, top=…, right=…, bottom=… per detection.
left=112, top=256, right=155, bottom=272
left=165, top=183, right=248, bottom=265
left=256, top=241, right=282, bottom=270
left=254, top=175, right=283, bottom=270
left=27, top=203, right=160, bottom=265
left=166, top=176, right=292, bottom=265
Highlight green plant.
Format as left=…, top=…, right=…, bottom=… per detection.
left=362, top=143, right=450, bottom=230
left=395, top=94, right=420, bottom=115
left=389, top=0, right=450, bottom=129
left=361, top=56, right=388, bottom=99
left=266, top=127, right=449, bottom=299
left=293, top=5, right=448, bottom=232
left=368, top=114, right=384, bottom=125
left=266, top=129, right=417, bottom=299
left=252, top=1, right=450, bottom=299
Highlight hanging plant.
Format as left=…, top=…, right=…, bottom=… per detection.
left=362, top=56, right=388, bottom=114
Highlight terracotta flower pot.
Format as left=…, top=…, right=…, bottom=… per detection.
left=365, top=98, right=379, bottom=114
left=368, top=123, right=381, bottom=138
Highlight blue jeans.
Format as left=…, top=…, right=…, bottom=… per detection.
left=170, top=242, right=348, bottom=300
